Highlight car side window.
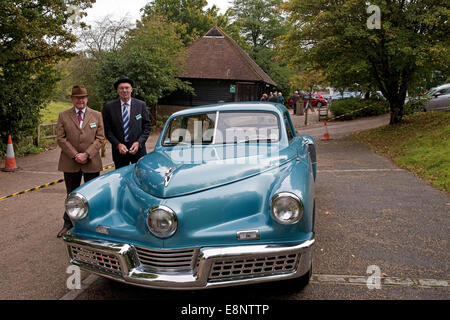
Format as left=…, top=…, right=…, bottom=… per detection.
left=284, top=112, right=294, bottom=142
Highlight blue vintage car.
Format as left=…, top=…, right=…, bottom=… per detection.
left=63, top=102, right=316, bottom=290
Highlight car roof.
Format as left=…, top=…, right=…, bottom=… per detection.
left=169, top=102, right=288, bottom=118
left=433, top=83, right=450, bottom=91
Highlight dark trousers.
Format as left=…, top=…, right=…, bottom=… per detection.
left=112, top=142, right=145, bottom=169
left=62, top=171, right=99, bottom=228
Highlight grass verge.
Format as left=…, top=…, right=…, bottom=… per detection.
left=40, top=100, right=72, bottom=123
left=352, top=111, right=450, bottom=193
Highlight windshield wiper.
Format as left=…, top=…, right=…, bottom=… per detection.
left=236, top=138, right=273, bottom=144
left=163, top=142, right=191, bottom=146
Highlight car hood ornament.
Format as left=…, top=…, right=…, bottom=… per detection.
left=164, top=165, right=182, bottom=187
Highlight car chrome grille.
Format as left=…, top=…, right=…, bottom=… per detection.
left=68, top=244, right=122, bottom=275
left=208, top=253, right=299, bottom=281
left=135, top=246, right=199, bottom=274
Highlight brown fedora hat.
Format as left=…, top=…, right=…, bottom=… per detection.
left=70, top=85, right=89, bottom=97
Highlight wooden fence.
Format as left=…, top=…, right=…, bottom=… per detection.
left=34, top=122, right=107, bottom=157
left=35, top=122, right=57, bottom=146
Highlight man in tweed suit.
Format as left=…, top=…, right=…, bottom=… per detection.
left=102, top=75, right=151, bottom=169
left=56, top=85, right=105, bottom=237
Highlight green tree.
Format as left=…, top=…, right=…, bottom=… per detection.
left=290, top=67, right=327, bottom=96
left=225, top=0, right=295, bottom=95
left=281, top=0, right=450, bottom=124
left=55, top=53, right=102, bottom=110
left=229, top=0, right=287, bottom=48
left=0, top=0, right=95, bottom=152
left=95, top=15, right=191, bottom=121
left=142, top=0, right=228, bottom=45
left=250, top=46, right=295, bottom=98
left=55, top=15, right=134, bottom=110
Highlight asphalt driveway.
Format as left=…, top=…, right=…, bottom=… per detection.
left=0, top=112, right=448, bottom=300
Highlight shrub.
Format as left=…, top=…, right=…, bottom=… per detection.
left=330, top=98, right=388, bottom=120
left=403, top=97, right=428, bottom=115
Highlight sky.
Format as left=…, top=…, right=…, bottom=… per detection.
left=82, top=0, right=232, bottom=25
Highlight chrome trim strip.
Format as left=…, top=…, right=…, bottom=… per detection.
left=63, top=233, right=314, bottom=290
left=211, top=111, right=219, bottom=145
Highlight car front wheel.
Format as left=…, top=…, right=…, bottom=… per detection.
left=295, top=264, right=312, bottom=288
left=283, top=263, right=312, bottom=290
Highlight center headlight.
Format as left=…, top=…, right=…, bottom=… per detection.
left=146, top=206, right=178, bottom=238
left=65, top=193, right=89, bottom=221
left=271, top=192, right=303, bottom=224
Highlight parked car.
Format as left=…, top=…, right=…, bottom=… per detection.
left=301, top=93, right=328, bottom=107
left=424, top=83, right=450, bottom=111
left=374, top=91, right=386, bottom=100
left=330, top=92, right=356, bottom=101
left=63, top=102, right=317, bottom=290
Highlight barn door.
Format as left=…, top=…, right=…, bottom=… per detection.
left=236, top=82, right=257, bottom=101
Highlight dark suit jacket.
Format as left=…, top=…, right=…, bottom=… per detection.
left=103, top=97, right=151, bottom=160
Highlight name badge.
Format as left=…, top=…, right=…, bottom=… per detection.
left=89, top=123, right=97, bottom=128
left=136, top=114, right=142, bottom=120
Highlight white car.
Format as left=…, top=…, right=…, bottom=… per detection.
left=425, top=83, right=450, bottom=111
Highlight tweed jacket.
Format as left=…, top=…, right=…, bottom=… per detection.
left=57, top=107, right=105, bottom=173
left=102, top=97, right=151, bottom=155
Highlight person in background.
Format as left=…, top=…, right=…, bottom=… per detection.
left=260, top=93, right=268, bottom=101
left=102, top=75, right=151, bottom=169
left=268, top=91, right=278, bottom=102
left=289, top=91, right=301, bottom=114
left=56, top=85, right=105, bottom=238
left=277, top=92, right=285, bottom=105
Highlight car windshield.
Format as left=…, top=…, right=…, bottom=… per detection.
left=425, top=88, right=437, bottom=96
left=162, top=111, right=280, bottom=146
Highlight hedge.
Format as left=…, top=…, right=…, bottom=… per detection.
left=330, top=98, right=389, bottom=120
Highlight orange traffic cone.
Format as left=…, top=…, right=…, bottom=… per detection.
left=2, top=135, right=21, bottom=172
left=321, top=122, right=332, bottom=141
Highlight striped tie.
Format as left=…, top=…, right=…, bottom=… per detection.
left=122, top=102, right=130, bottom=142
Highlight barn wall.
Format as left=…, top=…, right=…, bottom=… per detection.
left=159, top=79, right=275, bottom=109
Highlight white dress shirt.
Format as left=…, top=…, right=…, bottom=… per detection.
left=75, top=107, right=86, bottom=128
left=121, top=100, right=131, bottom=117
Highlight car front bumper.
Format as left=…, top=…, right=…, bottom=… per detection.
left=63, top=233, right=314, bottom=290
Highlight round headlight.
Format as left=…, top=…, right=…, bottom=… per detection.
left=271, top=192, right=303, bottom=225
left=65, top=193, right=89, bottom=221
left=146, top=206, right=178, bottom=238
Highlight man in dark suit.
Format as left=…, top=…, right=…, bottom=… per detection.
left=103, top=76, right=151, bottom=169
left=56, top=85, right=105, bottom=237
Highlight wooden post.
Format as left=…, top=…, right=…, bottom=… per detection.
left=304, top=101, right=309, bottom=125
left=35, top=123, right=41, bottom=146
left=296, top=101, right=304, bottom=115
